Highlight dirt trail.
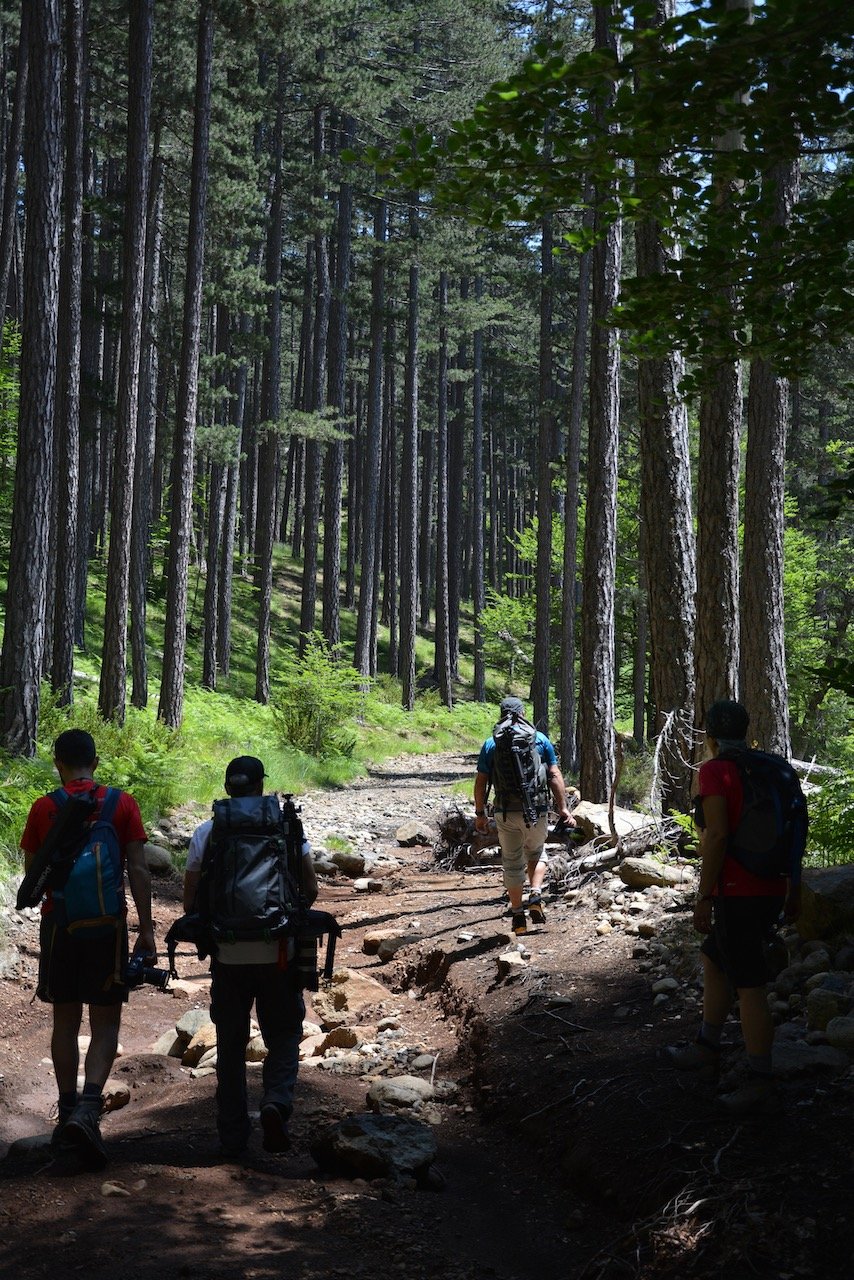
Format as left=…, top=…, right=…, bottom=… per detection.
left=0, top=751, right=851, bottom=1280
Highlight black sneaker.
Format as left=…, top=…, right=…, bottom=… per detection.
left=511, top=911, right=528, bottom=936
left=528, top=895, right=546, bottom=926
left=260, top=1103, right=291, bottom=1154
left=63, top=1104, right=108, bottom=1170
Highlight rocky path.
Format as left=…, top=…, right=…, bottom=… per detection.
left=1, top=751, right=853, bottom=1280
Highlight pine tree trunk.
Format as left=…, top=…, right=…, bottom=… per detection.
left=253, top=54, right=285, bottom=703
left=472, top=275, right=486, bottom=702
left=50, top=0, right=87, bottom=708
left=300, top=108, right=331, bottom=652
left=130, top=149, right=163, bottom=709
left=158, top=0, right=213, bottom=729
left=634, top=2, right=697, bottom=812
left=0, top=1, right=27, bottom=329
left=741, top=152, right=800, bottom=757
left=353, top=198, right=386, bottom=675
left=399, top=196, right=419, bottom=708
left=321, top=115, right=353, bottom=648
left=100, top=0, right=153, bottom=723
left=559, top=192, right=592, bottom=772
left=532, top=211, right=554, bottom=730
left=0, top=0, right=62, bottom=755
left=579, top=1, right=621, bottom=802
left=75, top=144, right=100, bottom=650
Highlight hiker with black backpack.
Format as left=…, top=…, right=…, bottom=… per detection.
left=182, top=756, right=322, bottom=1160
left=19, top=729, right=154, bottom=1169
left=473, top=696, right=575, bottom=937
left=666, top=700, right=809, bottom=1115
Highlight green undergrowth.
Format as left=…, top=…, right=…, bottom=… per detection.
left=0, top=668, right=497, bottom=885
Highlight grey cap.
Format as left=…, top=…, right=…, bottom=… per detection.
left=499, top=696, right=525, bottom=718
left=704, top=700, right=749, bottom=740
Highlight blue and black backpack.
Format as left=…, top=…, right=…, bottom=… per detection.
left=50, top=787, right=124, bottom=937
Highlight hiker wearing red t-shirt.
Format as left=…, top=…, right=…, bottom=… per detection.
left=665, top=700, right=805, bottom=1115
left=20, top=729, right=153, bottom=1169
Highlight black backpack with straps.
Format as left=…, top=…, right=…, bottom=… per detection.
left=166, top=795, right=340, bottom=990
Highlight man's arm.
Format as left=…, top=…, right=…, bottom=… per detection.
left=183, top=864, right=201, bottom=913
left=547, top=764, right=575, bottom=825
left=474, top=771, right=490, bottom=833
left=693, top=793, right=728, bottom=934
left=126, top=841, right=156, bottom=958
left=301, top=851, right=318, bottom=906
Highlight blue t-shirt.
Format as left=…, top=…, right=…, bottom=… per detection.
left=477, top=731, right=557, bottom=775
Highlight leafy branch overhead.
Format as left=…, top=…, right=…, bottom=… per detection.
left=371, top=0, right=854, bottom=373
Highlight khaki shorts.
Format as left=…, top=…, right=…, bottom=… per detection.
left=495, top=811, right=548, bottom=889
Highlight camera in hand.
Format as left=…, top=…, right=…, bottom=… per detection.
left=126, top=952, right=171, bottom=991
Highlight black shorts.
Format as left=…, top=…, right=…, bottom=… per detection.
left=37, top=914, right=129, bottom=1006
left=701, top=895, right=785, bottom=989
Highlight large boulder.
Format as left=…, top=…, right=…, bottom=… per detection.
left=798, top=866, right=854, bottom=941
left=572, top=802, right=652, bottom=847
left=143, top=842, right=174, bottom=875
left=310, top=1113, right=438, bottom=1185
left=395, top=821, right=434, bottom=848
left=619, top=856, right=695, bottom=890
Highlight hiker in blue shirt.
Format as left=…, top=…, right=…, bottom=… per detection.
left=474, top=697, right=574, bottom=936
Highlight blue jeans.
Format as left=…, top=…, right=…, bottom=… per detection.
left=209, top=960, right=305, bottom=1152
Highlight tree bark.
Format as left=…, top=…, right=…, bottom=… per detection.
left=532, top=210, right=554, bottom=731
left=100, top=0, right=153, bottom=723
left=353, top=198, right=386, bottom=675
left=158, top=0, right=213, bottom=729
left=0, top=0, right=27, bottom=329
left=579, top=1, right=621, bottom=803
left=559, top=189, right=593, bottom=772
left=434, top=271, right=452, bottom=706
left=321, top=114, right=353, bottom=648
left=50, top=0, right=87, bottom=708
left=0, top=0, right=62, bottom=755
left=472, top=274, right=486, bottom=702
left=130, top=147, right=163, bottom=709
left=253, top=54, right=285, bottom=703
left=741, top=151, right=800, bottom=757
left=399, top=194, right=419, bottom=708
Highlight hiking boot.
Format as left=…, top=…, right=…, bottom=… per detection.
left=528, top=894, right=546, bottom=926
left=63, top=1104, right=107, bottom=1170
left=260, top=1104, right=291, bottom=1155
left=663, top=1038, right=721, bottom=1079
left=718, top=1075, right=780, bottom=1116
left=511, top=911, right=528, bottom=936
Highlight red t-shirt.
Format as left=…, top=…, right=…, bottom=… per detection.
left=698, top=757, right=785, bottom=897
left=21, top=779, right=147, bottom=914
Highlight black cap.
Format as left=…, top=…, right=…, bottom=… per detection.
left=54, top=729, right=97, bottom=767
left=224, top=755, right=266, bottom=796
left=500, top=696, right=525, bottom=718
left=704, top=700, right=749, bottom=740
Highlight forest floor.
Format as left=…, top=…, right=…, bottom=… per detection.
left=0, top=751, right=851, bottom=1280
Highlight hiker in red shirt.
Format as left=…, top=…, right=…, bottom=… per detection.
left=665, top=700, right=805, bottom=1114
left=20, top=729, right=154, bottom=1169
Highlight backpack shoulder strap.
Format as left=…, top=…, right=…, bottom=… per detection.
left=98, top=787, right=122, bottom=824
left=50, top=787, right=69, bottom=809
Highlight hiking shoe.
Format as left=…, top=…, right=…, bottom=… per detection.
left=260, top=1104, right=291, bottom=1154
left=663, top=1038, right=721, bottom=1078
left=63, top=1104, right=107, bottom=1170
left=718, top=1075, right=780, bottom=1116
left=528, top=895, right=546, bottom=926
left=511, top=911, right=528, bottom=936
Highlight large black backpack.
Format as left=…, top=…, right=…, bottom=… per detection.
left=718, top=749, right=809, bottom=882
left=167, top=794, right=340, bottom=989
left=200, top=794, right=301, bottom=943
left=491, top=712, right=548, bottom=827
